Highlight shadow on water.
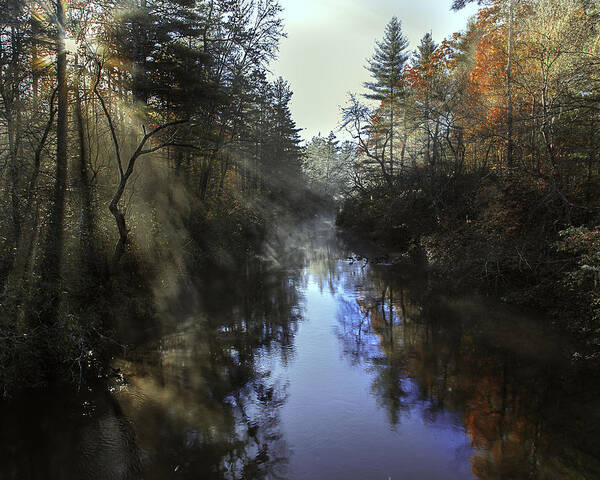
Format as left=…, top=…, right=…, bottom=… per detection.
left=1, top=384, right=142, bottom=480
left=1, top=225, right=305, bottom=479
left=2, top=216, right=600, bottom=479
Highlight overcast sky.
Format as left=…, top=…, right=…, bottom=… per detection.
left=270, top=0, right=479, bottom=142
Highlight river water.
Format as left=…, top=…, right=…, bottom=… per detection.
left=2, top=217, right=600, bottom=479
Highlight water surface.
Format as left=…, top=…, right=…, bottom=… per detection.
left=3, top=218, right=599, bottom=479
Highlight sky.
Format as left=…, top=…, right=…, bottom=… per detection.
left=270, top=0, right=480, bottom=142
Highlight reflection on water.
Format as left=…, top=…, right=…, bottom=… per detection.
left=2, top=217, right=600, bottom=479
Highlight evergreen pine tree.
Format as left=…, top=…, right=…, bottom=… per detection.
left=414, top=32, right=437, bottom=68
left=364, top=17, right=409, bottom=175
left=265, top=77, right=303, bottom=201
left=413, top=33, right=438, bottom=168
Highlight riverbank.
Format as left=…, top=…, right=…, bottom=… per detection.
left=336, top=178, right=600, bottom=364
left=0, top=189, right=327, bottom=395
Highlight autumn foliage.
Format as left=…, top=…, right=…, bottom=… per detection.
left=338, top=0, right=600, bottom=354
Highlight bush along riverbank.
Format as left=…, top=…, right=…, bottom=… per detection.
left=337, top=170, right=600, bottom=364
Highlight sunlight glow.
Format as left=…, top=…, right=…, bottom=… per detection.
left=64, top=37, right=78, bottom=55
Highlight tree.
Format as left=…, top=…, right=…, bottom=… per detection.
left=303, top=132, right=353, bottom=201
left=453, top=0, right=516, bottom=168
left=364, top=17, right=409, bottom=175
left=342, top=93, right=393, bottom=187
left=411, top=33, right=439, bottom=169
left=38, top=0, right=69, bottom=320
left=261, top=76, right=303, bottom=201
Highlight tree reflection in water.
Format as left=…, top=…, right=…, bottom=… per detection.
left=111, top=253, right=304, bottom=479
left=0, top=248, right=302, bottom=480
left=334, top=255, right=600, bottom=480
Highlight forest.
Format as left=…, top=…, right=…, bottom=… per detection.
left=311, top=0, right=600, bottom=361
left=0, top=0, right=311, bottom=391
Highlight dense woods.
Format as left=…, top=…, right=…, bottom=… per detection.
left=0, top=0, right=306, bottom=391
left=328, top=0, right=600, bottom=358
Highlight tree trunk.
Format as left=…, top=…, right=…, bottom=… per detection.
left=8, top=109, right=21, bottom=253
left=75, top=66, right=95, bottom=258
left=218, top=154, right=230, bottom=197
left=40, top=0, right=68, bottom=321
left=132, top=0, right=148, bottom=105
left=506, top=0, right=514, bottom=170
left=390, top=86, right=394, bottom=176
left=109, top=175, right=131, bottom=265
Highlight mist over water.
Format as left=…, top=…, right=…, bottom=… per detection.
left=2, top=216, right=598, bottom=480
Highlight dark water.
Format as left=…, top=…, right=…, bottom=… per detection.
left=3, top=218, right=600, bottom=479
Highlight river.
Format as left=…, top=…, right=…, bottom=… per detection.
left=2, top=217, right=599, bottom=479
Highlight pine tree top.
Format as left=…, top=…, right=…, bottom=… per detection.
left=363, top=16, right=409, bottom=101
left=414, top=32, right=438, bottom=67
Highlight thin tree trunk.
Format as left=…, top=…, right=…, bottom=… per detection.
left=75, top=66, right=95, bottom=257
left=390, top=87, right=394, bottom=176
left=40, top=0, right=68, bottom=321
left=132, top=0, right=148, bottom=105
left=8, top=110, right=21, bottom=253
left=218, top=154, right=230, bottom=197
left=7, top=90, right=57, bottom=300
left=506, top=0, right=514, bottom=170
